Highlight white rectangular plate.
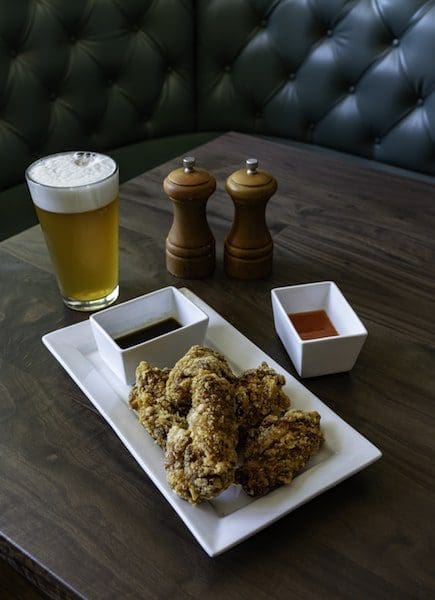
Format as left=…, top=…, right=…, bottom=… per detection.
left=43, top=288, right=381, bottom=556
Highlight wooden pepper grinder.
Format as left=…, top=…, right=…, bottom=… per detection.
left=224, top=158, right=277, bottom=279
left=164, top=156, right=216, bottom=278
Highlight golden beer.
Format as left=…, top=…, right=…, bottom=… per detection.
left=26, top=152, right=119, bottom=310
left=35, top=197, right=118, bottom=301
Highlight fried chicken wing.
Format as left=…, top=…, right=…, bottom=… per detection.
left=165, top=370, right=238, bottom=504
left=129, top=348, right=324, bottom=504
left=235, top=362, right=290, bottom=437
left=129, top=361, right=169, bottom=409
left=165, top=345, right=235, bottom=416
left=165, top=426, right=192, bottom=500
left=237, top=409, right=323, bottom=497
left=129, top=361, right=186, bottom=449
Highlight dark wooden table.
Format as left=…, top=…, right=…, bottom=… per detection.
left=1, top=132, right=434, bottom=599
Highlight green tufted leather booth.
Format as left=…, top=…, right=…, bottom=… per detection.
left=1, top=0, right=435, bottom=240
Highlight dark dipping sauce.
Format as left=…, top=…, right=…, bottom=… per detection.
left=288, top=310, right=338, bottom=341
left=114, top=317, right=181, bottom=349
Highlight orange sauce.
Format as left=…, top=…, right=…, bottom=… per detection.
left=288, top=310, right=338, bottom=341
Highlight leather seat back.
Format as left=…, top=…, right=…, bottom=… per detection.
left=0, top=0, right=195, bottom=190
left=197, top=0, right=435, bottom=175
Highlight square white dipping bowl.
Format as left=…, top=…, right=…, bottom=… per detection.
left=90, top=286, right=209, bottom=385
left=271, top=281, right=367, bottom=378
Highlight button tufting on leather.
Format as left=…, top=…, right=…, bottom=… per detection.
left=2, top=0, right=435, bottom=193
left=0, top=0, right=197, bottom=192
left=196, top=0, right=435, bottom=175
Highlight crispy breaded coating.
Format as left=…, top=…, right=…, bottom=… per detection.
left=165, top=345, right=235, bottom=417
left=165, top=370, right=238, bottom=504
left=129, top=361, right=186, bottom=449
left=165, top=426, right=192, bottom=499
left=235, top=362, right=290, bottom=436
left=129, top=361, right=169, bottom=410
left=237, top=409, right=323, bottom=497
left=129, top=349, right=325, bottom=503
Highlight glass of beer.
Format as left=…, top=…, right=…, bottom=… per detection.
left=26, top=151, right=119, bottom=311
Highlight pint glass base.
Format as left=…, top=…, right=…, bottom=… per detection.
left=62, top=285, right=119, bottom=312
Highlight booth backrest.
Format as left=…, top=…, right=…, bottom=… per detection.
left=1, top=0, right=435, bottom=198
left=197, top=0, right=435, bottom=175
left=0, top=0, right=195, bottom=191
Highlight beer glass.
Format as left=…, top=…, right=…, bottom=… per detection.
left=26, top=151, right=119, bottom=311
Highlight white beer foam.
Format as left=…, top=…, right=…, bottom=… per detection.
left=26, top=152, right=118, bottom=214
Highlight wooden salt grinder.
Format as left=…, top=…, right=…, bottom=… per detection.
left=164, top=156, right=216, bottom=278
left=224, top=158, right=277, bottom=279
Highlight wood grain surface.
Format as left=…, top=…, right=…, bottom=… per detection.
left=1, top=132, right=434, bottom=599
